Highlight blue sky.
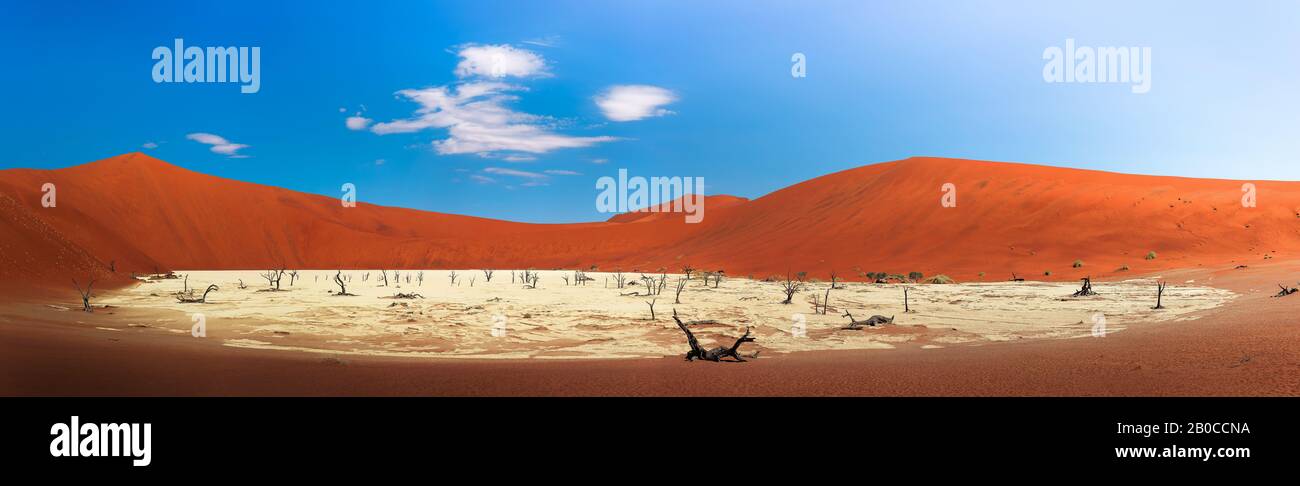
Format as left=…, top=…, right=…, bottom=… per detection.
left=1, top=0, right=1297, bottom=223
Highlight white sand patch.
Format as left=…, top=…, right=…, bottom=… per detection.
left=100, top=270, right=1235, bottom=359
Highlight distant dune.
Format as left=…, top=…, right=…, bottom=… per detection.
left=2, top=152, right=1298, bottom=294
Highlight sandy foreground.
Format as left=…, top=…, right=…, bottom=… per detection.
left=86, top=270, right=1234, bottom=359
left=1, top=262, right=1296, bottom=396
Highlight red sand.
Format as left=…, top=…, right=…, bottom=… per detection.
left=3, top=153, right=1298, bottom=294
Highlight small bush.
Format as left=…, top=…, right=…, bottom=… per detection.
left=1145, top=251, right=1157, bottom=260
left=908, top=271, right=924, bottom=281
left=1116, top=264, right=1130, bottom=272
left=1044, top=270, right=1052, bottom=276
left=1072, top=260, right=1084, bottom=268
left=922, top=274, right=954, bottom=284
left=978, top=272, right=986, bottom=278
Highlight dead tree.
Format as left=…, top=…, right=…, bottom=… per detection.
left=379, top=270, right=389, bottom=287
left=287, top=270, right=299, bottom=286
left=830, top=270, right=843, bottom=289
left=483, top=269, right=494, bottom=283
left=1011, top=273, right=1025, bottom=282
left=332, top=270, right=355, bottom=296
left=646, top=298, right=657, bottom=320
left=1072, top=277, right=1096, bottom=297
left=448, top=271, right=458, bottom=286
left=682, top=265, right=695, bottom=280
left=363, top=272, right=370, bottom=282
left=674, top=278, right=687, bottom=304
left=72, top=277, right=95, bottom=313
left=903, top=286, right=912, bottom=313
left=524, top=271, right=539, bottom=289
left=177, top=284, right=219, bottom=303
left=260, top=268, right=285, bottom=290
left=1154, top=281, right=1167, bottom=309
left=469, top=276, right=476, bottom=287
left=562, top=274, right=571, bottom=285
left=1275, top=284, right=1297, bottom=297
left=614, top=270, right=627, bottom=289
left=841, top=311, right=894, bottom=330
left=416, top=271, right=424, bottom=286
left=672, top=310, right=756, bottom=362
left=780, top=271, right=805, bottom=304
left=393, top=270, right=401, bottom=284
left=820, top=284, right=832, bottom=314
left=237, top=279, right=247, bottom=290
left=713, top=270, right=724, bottom=288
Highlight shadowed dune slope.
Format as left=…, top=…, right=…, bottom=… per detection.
left=3, top=153, right=1299, bottom=293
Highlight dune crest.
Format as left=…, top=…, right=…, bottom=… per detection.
left=2, top=153, right=1298, bottom=294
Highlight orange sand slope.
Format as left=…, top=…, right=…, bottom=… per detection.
left=1, top=153, right=1298, bottom=292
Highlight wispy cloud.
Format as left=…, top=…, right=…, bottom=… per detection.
left=484, top=167, right=546, bottom=179
left=186, top=132, right=249, bottom=158
left=595, top=85, right=677, bottom=122
left=142, top=142, right=158, bottom=149
left=371, top=82, right=616, bottom=155
left=469, top=174, right=495, bottom=184
left=521, top=35, right=561, bottom=48
left=544, top=169, right=581, bottom=176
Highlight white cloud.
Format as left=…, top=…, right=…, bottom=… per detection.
left=142, top=142, right=158, bottom=149
left=484, top=167, right=546, bottom=179
left=454, top=44, right=548, bottom=79
left=370, top=81, right=616, bottom=156
left=502, top=155, right=536, bottom=162
left=186, top=132, right=249, bottom=157
left=374, top=159, right=385, bottom=166
left=470, top=174, right=495, bottom=184
left=346, top=115, right=373, bottom=130
left=595, top=85, right=677, bottom=122
left=591, top=158, right=608, bottom=164
left=544, top=169, right=581, bottom=176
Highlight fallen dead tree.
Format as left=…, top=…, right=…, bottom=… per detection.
left=177, top=284, right=219, bottom=303
left=1274, top=283, right=1297, bottom=297
left=388, top=292, right=425, bottom=299
left=841, top=311, right=893, bottom=329
left=672, top=310, right=756, bottom=362
left=1072, top=277, right=1096, bottom=297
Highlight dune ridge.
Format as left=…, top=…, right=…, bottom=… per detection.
left=2, top=152, right=1298, bottom=294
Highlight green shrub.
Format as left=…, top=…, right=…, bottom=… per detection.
left=1145, top=251, right=1157, bottom=260
left=908, top=271, right=924, bottom=281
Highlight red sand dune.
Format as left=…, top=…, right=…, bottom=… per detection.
left=2, top=153, right=1299, bottom=294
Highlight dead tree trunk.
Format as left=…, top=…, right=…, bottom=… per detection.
left=483, top=269, right=494, bottom=282
left=646, top=298, right=657, bottom=320
left=903, top=286, right=911, bottom=313
left=672, top=310, right=756, bottom=362
left=333, top=270, right=354, bottom=296
left=1154, top=281, right=1167, bottom=309
left=73, top=277, right=95, bottom=313
left=674, top=278, right=686, bottom=304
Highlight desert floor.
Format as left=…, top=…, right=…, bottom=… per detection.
left=91, top=269, right=1233, bottom=359
left=1, top=262, right=1297, bottom=396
